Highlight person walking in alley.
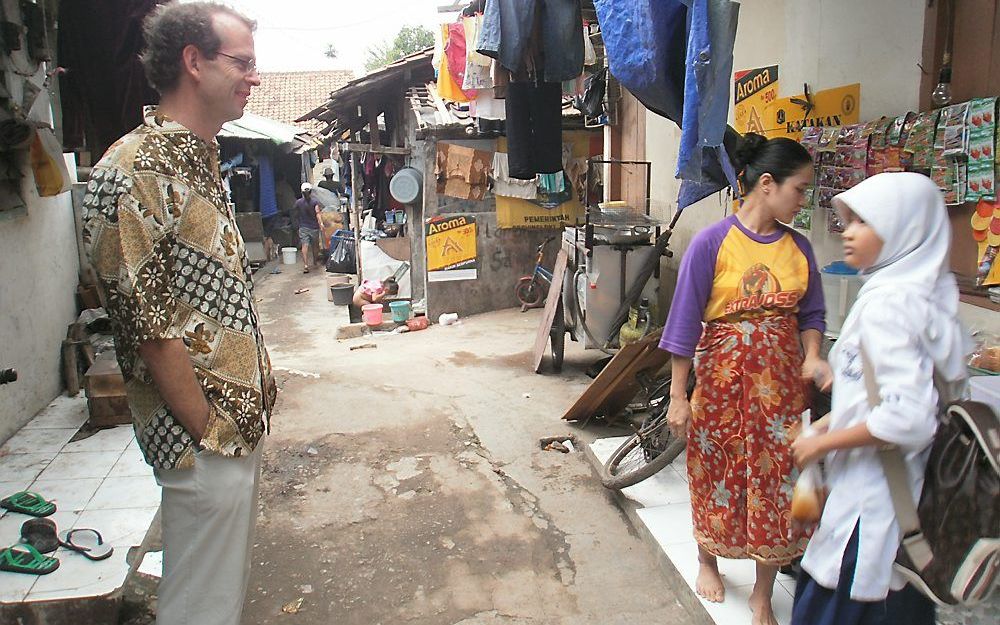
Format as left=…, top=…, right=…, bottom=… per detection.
left=80, top=3, right=275, bottom=624
left=660, top=133, right=829, bottom=625
left=789, top=173, right=968, bottom=625
left=296, top=182, right=323, bottom=273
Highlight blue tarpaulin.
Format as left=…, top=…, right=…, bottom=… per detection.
left=594, top=0, right=741, bottom=210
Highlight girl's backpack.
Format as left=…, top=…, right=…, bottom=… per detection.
left=862, top=347, right=1000, bottom=606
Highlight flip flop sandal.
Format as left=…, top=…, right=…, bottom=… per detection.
left=20, top=518, right=58, bottom=554
left=58, top=528, right=114, bottom=561
left=0, top=543, right=59, bottom=575
left=0, top=491, right=56, bottom=517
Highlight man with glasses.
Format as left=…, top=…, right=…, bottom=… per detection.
left=80, top=3, right=273, bottom=624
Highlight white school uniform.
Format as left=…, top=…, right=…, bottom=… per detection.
left=799, top=173, right=969, bottom=602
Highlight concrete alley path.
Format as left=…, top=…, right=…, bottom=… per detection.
left=234, top=264, right=698, bottom=625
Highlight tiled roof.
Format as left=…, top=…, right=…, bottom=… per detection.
left=245, top=70, right=355, bottom=130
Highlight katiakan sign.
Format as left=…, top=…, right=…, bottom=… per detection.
left=733, top=66, right=860, bottom=142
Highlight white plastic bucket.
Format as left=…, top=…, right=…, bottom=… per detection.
left=281, top=247, right=297, bottom=265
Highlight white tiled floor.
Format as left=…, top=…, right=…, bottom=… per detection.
left=591, top=436, right=795, bottom=625
left=0, top=395, right=158, bottom=605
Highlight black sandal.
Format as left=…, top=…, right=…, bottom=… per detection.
left=20, top=518, right=58, bottom=554
left=58, top=528, right=114, bottom=561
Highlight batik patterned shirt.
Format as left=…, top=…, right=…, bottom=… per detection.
left=82, top=108, right=276, bottom=470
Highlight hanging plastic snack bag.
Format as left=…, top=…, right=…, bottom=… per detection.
left=965, top=97, right=997, bottom=202
left=791, top=410, right=826, bottom=524
left=903, top=110, right=941, bottom=175
left=866, top=117, right=893, bottom=177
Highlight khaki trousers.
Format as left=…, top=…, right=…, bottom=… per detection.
left=154, top=443, right=263, bottom=625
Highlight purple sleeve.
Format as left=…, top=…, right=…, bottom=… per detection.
left=790, top=232, right=827, bottom=334
left=659, top=222, right=728, bottom=357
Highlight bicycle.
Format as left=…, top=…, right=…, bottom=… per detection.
left=515, top=236, right=556, bottom=308
left=515, top=236, right=565, bottom=371
left=600, top=371, right=694, bottom=490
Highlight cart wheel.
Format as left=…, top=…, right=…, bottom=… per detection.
left=550, top=299, right=565, bottom=372
left=515, top=276, right=543, bottom=307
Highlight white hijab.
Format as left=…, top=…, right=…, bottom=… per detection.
left=832, top=172, right=969, bottom=383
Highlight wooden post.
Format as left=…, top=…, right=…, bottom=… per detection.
left=350, top=151, right=362, bottom=278
left=367, top=104, right=381, bottom=150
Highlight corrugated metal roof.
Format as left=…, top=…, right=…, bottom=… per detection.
left=297, top=48, right=436, bottom=137
left=219, top=111, right=319, bottom=153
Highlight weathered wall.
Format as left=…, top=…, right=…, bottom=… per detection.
left=0, top=171, right=79, bottom=443
left=420, top=137, right=561, bottom=320
left=0, top=0, right=80, bottom=442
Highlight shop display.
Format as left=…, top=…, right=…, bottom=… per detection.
left=865, top=117, right=893, bottom=177
left=932, top=102, right=971, bottom=204
left=972, top=198, right=1000, bottom=286
left=903, top=110, right=940, bottom=174
left=799, top=94, right=999, bottom=295
left=965, top=97, right=997, bottom=202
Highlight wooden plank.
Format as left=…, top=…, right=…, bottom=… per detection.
left=343, top=143, right=410, bottom=156
left=951, top=0, right=999, bottom=102
left=561, top=329, right=669, bottom=422
left=532, top=249, right=570, bottom=373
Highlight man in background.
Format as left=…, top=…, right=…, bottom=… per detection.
left=296, top=182, right=323, bottom=273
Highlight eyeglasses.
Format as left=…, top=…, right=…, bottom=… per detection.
left=215, top=51, right=257, bottom=75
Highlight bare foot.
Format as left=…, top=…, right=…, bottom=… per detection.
left=749, top=591, right=778, bottom=625
left=696, top=558, right=725, bottom=603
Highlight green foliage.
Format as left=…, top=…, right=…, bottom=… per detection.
left=364, top=26, right=434, bottom=72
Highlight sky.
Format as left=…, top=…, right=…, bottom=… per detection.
left=193, top=0, right=458, bottom=76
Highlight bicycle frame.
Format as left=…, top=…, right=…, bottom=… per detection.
left=529, top=236, right=556, bottom=285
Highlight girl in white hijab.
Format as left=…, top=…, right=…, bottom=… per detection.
left=789, top=173, right=970, bottom=625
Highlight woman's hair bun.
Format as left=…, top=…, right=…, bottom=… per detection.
left=733, top=132, right=768, bottom=170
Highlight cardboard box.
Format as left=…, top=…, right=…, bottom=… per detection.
left=84, top=357, right=130, bottom=426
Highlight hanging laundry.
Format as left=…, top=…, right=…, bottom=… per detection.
left=463, top=55, right=493, bottom=91
left=476, top=0, right=584, bottom=83
left=472, top=89, right=506, bottom=120
left=445, top=22, right=479, bottom=98
left=257, top=153, right=278, bottom=218
left=583, top=23, right=597, bottom=66
left=463, top=14, right=494, bottom=91
left=362, top=155, right=401, bottom=224
left=436, top=143, right=491, bottom=201
left=437, top=24, right=470, bottom=103
left=474, top=88, right=506, bottom=136
left=535, top=171, right=571, bottom=208
left=538, top=172, right=565, bottom=194
left=505, top=81, right=563, bottom=179
left=464, top=15, right=492, bottom=67
left=492, top=152, right=537, bottom=199
left=432, top=22, right=445, bottom=76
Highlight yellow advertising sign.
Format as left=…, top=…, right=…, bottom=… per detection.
left=426, top=214, right=477, bottom=282
left=495, top=131, right=592, bottom=229
left=765, top=83, right=861, bottom=141
left=733, top=66, right=779, bottom=136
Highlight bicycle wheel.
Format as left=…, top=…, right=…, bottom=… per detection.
left=515, top=277, right=542, bottom=307
left=601, top=399, right=686, bottom=490
left=550, top=299, right=565, bottom=372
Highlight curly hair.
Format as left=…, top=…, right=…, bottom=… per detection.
left=140, top=2, right=256, bottom=94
